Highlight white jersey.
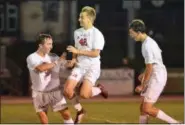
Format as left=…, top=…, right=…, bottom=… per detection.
left=74, top=26, right=105, bottom=67
left=142, top=36, right=165, bottom=68
left=141, top=36, right=167, bottom=103
left=27, top=52, right=63, bottom=92
left=44, top=54, right=61, bottom=91
left=47, top=53, right=68, bottom=89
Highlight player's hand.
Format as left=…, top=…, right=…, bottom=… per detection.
left=59, top=52, right=67, bottom=61
left=138, top=73, right=144, bottom=82
left=135, top=85, right=144, bottom=93
left=67, top=46, right=78, bottom=54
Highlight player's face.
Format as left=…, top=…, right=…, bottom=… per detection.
left=40, top=38, right=53, bottom=54
left=129, top=29, right=141, bottom=42
left=78, top=12, right=91, bottom=27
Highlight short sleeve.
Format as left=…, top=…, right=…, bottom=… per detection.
left=74, top=30, right=78, bottom=48
left=144, top=45, right=155, bottom=64
left=26, top=55, right=40, bottom=71
left=93, top=31, right=105, bottom=50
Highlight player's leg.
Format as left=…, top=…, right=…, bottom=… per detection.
left=64, top=67, right=82, bottom=99
left=78, top=81, right=108, bottom=98
left=73, top=79, right=108, bottom=123
left=80, top=79, right=93, bottom=99
left=33, top=92, right=49, bottom=124
left=37, top=111, right=48, bottom=124
left=139, top=98, right=149, bottom=124
left=58, top=108, right=74, bottom=124
left=72, top=84, right=85, bottom=112
left=71, top=81, right=108, bottom=123
left=72, top=95, right=86, bottom=124
left=51, top=89, right=74, bottom=124
left=141, top=85, right=180, bottom=124
left=79, top=66, right=98, bottom=99
left=64, top=79, right=78, bottom=99
left=94, top=83, right=108, bottom=98
left=70, top=82, right=86, bottom=124
left=141, top=69, right=179, bottom=123
left=75, top=80, right=108, bottom=123
left=80, top=82, right=108, bottom=98
left=71, top=93, right=82, bottom=111
left=73, top=82, right=107, bottom=123
left=80, top=66, right=108, bottom=99
left=80, top=81, right=108, bottom=99
left=142, top=101, right=179, bottom=123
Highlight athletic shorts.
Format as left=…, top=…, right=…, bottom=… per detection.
left=68, top=64, right=100, bottom=86
left=32, top=88, right=67, bottom=112
left=141, top=65, right=167, bottom=103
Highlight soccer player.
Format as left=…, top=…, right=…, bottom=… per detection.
left=128, top=19, right=180, bottom=124
left=26, top=34, right=73, bottom=124
left=62, top=58, right=108, bottom=123
left=64, top=6, right=108, bottom=123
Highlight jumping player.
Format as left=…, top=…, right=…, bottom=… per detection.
left=64, top=6, right=108, bottom=123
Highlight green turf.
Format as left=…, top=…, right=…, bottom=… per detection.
left=1, top=101, right=184, bottom=123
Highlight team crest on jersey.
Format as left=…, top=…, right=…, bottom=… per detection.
left=79, top=38, right=87, bottom=46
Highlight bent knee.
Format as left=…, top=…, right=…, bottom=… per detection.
left=64, top=88, right=74, bottom=99
left=142, top=106, right=151, bottom=114
left=80, top=91, right=91, bottom=99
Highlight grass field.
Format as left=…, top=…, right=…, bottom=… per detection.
left=1, top=99, right=184, bottom=124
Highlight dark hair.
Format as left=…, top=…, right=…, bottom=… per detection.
left=129, top=19, right=146, bottom=33
left=36, top=33, right=52, bottom=46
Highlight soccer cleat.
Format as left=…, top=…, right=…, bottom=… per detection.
left=97, top=84, right=108, bottom=99
left=74, top=108, right=86, bottom=124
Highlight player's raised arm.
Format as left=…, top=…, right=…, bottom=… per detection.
left=67, top=45, right=100, bottom=57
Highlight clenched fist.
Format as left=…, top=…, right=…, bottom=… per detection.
left=135, top=85, right=144, bottom=93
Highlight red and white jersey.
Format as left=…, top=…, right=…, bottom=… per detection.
left=142, top=36, right=165, bottom=68
left=74, top=26, right=105, bottom=67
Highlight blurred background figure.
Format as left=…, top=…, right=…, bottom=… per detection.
left=122, top=57, right=131, bottom=69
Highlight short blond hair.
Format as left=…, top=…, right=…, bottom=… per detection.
left=81, top=6, right=96, bottom=22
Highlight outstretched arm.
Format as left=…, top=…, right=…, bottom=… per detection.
left=67, top=46, right=100, bottom=57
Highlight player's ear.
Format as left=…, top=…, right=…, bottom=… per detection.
left=39, top=44, right=43, bottom=49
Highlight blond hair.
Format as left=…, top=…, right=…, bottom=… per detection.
left=81, top=6, right=96, bottom=23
